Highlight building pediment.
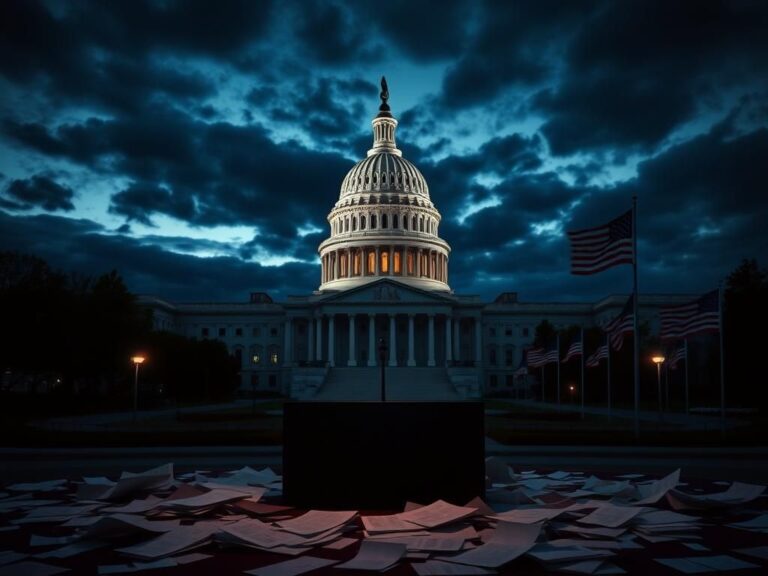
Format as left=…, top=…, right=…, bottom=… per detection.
left=318, top=279, right=455, bottom=305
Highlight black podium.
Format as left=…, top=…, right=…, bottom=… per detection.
left=283, top=402, right=485, bottom=509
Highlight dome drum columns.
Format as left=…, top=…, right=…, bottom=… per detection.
left=320, top=245, right=448, bottom=287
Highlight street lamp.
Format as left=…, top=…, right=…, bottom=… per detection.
left=652, top=355, right=665, bottom=418
left=378, top=337, right=387, bottom=402
left=131, top=355, right=146, bottom=422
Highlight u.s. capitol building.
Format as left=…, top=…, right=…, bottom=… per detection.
left=140, top=83, right=682, bottom=400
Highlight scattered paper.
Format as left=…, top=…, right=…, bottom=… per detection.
left=656, top=555, right=759, bottom=573
left=397, top=500, right=477, bottom=529
left=437, top=521, right=541, bottom=568
left=336, top=540, right=406, bottom=571
left=578, top=504, right=646, bottom=528
left=732, top=545, right=768, bottom=560
left=323, top=537, right=358, bottom=550
left=276, top=510, right=356, bottom=536
left=632, top=469, right=680, bottom=505
left=244, top=556, right=338, bottom=576
left=412, top=560, right=495, bottom=575
left=7, top=480, right=67, bottom=492
left=0, top=561, right=71, bottom=576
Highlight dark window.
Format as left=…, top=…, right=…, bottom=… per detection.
left=505, top=328, right=512, bottom=337
left=219, top=327, right=226, bottom=337
left=270, top=327, right=278, bottom=337
left=393, top=214, right=399, bottom=228
left=234, top=349, right=242, bottom=366
left=489, top=375, right=498, bottom=387
left=382, top=214, right=388, bottom=228
left=253, top=327, right=260, bottom=337
left=371, top=215, right=377, bottom=229
left=489, top=327, right=496, bottom=337
left=489, top=348, right=497, bottom=365
left=251, top=374, right=259, bottom=387
left=522, top=327, right=530, bottom=337
left=235, top=328, right=243, bottom=337
left=202, top=327, right=209, bottom=337
left=268, top=375, right=277, bottom=387
left=506, top=375, right=514, bottom=387
left=505, top=348, right=514, bottom=367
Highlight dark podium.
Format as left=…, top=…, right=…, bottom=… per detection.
left=283, top=401, right=485, bottom=509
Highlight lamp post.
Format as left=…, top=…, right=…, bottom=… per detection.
left=569, top=384, right=576, bottom=404
left=131, top=355, right=146, bottom=422
left=378, top=337, right=387, bottom=402
left=652, top=355, right=665, bottom=421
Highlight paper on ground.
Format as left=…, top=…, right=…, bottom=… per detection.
left=667, top=481, right=765, bottom=510
left=244, top=556, right=338, bottom=576
left=396, top=500, right=477, bottom=529
left=336, top=540, right=406, bottom=571
left=436, top=521, right=541, bottom=569
left=115, top=522, right=219, bottom=559
left=97, top=559, right=177, bottom=574
left=632, top=469, right=680, bottom=505
left=361, top=514, right=422, bottom=533
left=527, top=543, right=614, bottom=563
left=490, top=506, right=563, bottom=524
left=276, top=509, right=356, bottom=536
left=656, top=555, right=759, bottom=573
left=732, top=546, right=768, bottom=560
left=0, top=552, right=28, bottom=567
left=578, top=503, right=646, bottom=528
left=412, top=560, right=495, bottom=575
left=557, top=560, right=626, bottom=575
left=7, top=480, right=67, bottom=492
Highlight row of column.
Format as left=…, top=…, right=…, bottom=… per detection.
left=321, top=246, right=448, bottom=284
left=284, top=314, right=482, bottom=368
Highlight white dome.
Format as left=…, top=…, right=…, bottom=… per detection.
left=340, top=152, right=430, bottom=199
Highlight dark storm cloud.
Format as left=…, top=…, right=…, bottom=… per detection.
left=110, top=182, right=196, bottom=226
left=536, top=0, right=768, bottom=155
left=0, top=211, right=319, bottom=301
left=294, top=1, right=374, bottom=64
left=2, top=176, right=75, bottom=212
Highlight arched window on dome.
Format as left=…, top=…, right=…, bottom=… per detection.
left=382, top=214, right=388, bottom=229
left=412, top=215, right=417, bottom=230
left=352, top=217, right=357, bottom=231
left=367, top=250, right=375, bottom=275
left=419, top=217, right=424, bottom=232
left=371, top=214, right=377, bottom=229
left=403, top=216, right=408, bottom=231
left=393, top=251, right=401, bottom=274
left=393, top=214, right=399, bottom=229
left=373, top=173, right=377, bottom=185
left=345, top=218, right=349, bottom=232
left=381, top=250, right=389, bottom=274
left=390, top=173, right=394, bottom=184
left=365, top=176, right=370, bottom=186
left=353, top=250, right=361, bottom=276
left=407, top=250, right=414, bottom=275
left=360, top=215, right=366, bottom=230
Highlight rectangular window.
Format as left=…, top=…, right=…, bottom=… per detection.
left=367, top=251, right=375, bottom=274
left=253, top=327, right=260, bottom=337
left=381, top=251, right=389, bottom=273
left=393, top=251, right=401, bottom=274
left=489, top=327, right=496, bottom=337
left=489, top=375, right=498, bottom=387
left=505, top=349, right=514, bottom=367
left=250, top=374, right=259, bottom=387
left=270, top=327, right=278, bottom=337
left=252, top=354, right=260, bottom=365
left=505, top=328, right=512, bottom=337
left=269, top=375, right=277, bottom=387
left=218, top=327, right=226, bottom=337
left=506, top=375, right=514, bottom=387
left=407, top=252, right=414, bottom=275
left=201, top=327, right=209, bottom=337
left=235, top=328, right=243, bottom=337
left=270, top=352, right=279, bottom=365
left=522, top=327, right=530, bottom=337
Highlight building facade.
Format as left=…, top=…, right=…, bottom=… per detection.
left=139, top=83, right=688, bottom=399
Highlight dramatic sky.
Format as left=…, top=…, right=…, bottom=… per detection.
left=1, top=0, right=767, bottom=302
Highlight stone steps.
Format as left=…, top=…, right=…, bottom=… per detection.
left=314, top=367, right=461, bottom=401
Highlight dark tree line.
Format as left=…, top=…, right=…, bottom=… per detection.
left=0, top=251, right=238, bottom=406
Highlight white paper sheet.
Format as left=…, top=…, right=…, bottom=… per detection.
left=361, top=515, right=422, bottom=533
left=412, top=560, right=495, bottom=575
left=490, top=507, right=562, bottom=524
left=578, top=504, right=646, bottom=528
left=632, top=469, right=680, bottom=505
left=396, top=500, right=477, bottom=529
left=276, top=510, right=357, bottom=536
left=115, top=522, right=218, bottom=559
left=436, top=521, right=541, bottom=569
left=244, top=556, right=338, bottom=576
left=336, top=540, right=406, bottom=571
left=0, top=561, right=71, bottom=576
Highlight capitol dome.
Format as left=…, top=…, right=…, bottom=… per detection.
left=318, top=77, right=451, bottom=292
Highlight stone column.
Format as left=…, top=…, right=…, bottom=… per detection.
left=474, top=316, right=482, bottom=365
left=308, top=317, right=315, bottom=362
left=388, top=314, right=397, bottom=367
left=284, top=318, right=292, bottom=365
left=445, top=316, right=453, bottom=364
left=367, top=313, right=376, bottom=367
left=334, top=251, right=340, bottom=280
left=389, top=246, right=394, bottom=275
left=316, top=315, right=323, bottom=361
left=453, top=317, right=460, bottom=362
left=402, top=246, right=407, bottom=276
left=347, top=314, right=357, bottom=366
left=347, top=248, right=352, bottom=277
left=427, top=314, right=435, bottom=367
left=328, top=315, right=335, bottom=367
left=416, top=248, right=421, bottom=277
left=407, top=314, right=416, bottom=366
left=375, top=246, right=381, bottom=275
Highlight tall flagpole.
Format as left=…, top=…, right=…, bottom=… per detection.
left=719, top=285, right=726, bottom=435
left=580, top=327, right=585, bottom=419
left=632, top=195, right=640, bottom=440
left=684, top=338, right=689, bottom=415
left=607, top=335, right=612, bottom=418
left=541, top=366, right=545, bottom=403
left=556, top=333, right=561, bottom=411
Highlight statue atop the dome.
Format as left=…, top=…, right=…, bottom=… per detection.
left=378, top=76, right=391, bottom=114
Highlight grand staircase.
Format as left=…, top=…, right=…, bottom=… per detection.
left=313, top=367, right=461, bottom=401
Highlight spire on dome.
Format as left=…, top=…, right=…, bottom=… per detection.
left=377, top=76, right=392, bottom=117
left=368, top=76, right=399, bottom=156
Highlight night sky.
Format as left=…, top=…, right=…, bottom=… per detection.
left=1, top=0, right=767, bottom=302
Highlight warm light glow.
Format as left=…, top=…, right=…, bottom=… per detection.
left=131, top=355, right=146, bottom=365
left=652, top=355, right=665, bottom=364
left=569, top=385, right=575, bottom=392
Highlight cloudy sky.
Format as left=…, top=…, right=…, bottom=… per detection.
left=1, top=0, right=766, bottom=302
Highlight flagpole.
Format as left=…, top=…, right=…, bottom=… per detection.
left=719, top=284, right=726, bottom=435
left=541, top=366, right=545, bottom=403
left=684, top=339, right=689, bottom=415
left=631, top=195, right=640, bottom=439
left=580, top=327, right=585, bottom=419
left=556, top=333, right=561, bottom=412
left=607, top=336, right=612, bottom=418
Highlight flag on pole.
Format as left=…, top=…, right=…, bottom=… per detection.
left=567, top=209, right=634, bottom=275
left=528, top=345, right=559, bottom=367
left=562, top=340, right=583, bottom=363
left=604, top=295, right=634, bottom=351
left=659, top=289, right=720, bottom=340
left=586, top=344, right=609, bottom=368
left=668, top=343, right=686, bottom=370
left=513, top=350, right=529, bottom=376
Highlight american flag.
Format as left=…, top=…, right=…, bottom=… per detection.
left=604, top=295, right=634, bottom=351
left=562, top=340, right=583, bottom=363
left=586, top=344, right=609, bottom=368
left=528, top=345, right=559, bottom=368
left=667, top=344, right=686, bottom=370
left=513, top=350, right=529, bottom=376
left=568, top=209, right=634, bottom=275
left=659, top=290, right=720, bottom=340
